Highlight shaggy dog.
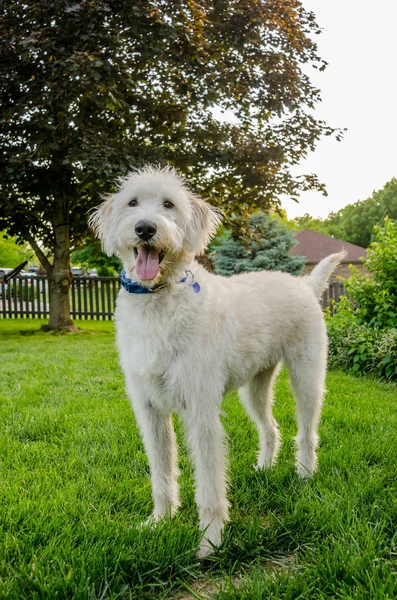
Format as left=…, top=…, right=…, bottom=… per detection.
left=90, top=166, right=344, bottom=557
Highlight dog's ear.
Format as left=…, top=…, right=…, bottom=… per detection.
left=88, top=195, right=116, bottom=256
left=186, top=193, right=222, bottom=253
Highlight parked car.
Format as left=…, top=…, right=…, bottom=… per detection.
left=0, top=267, right=14, bottom=281
left=88, top=269, right=98, bottom=277
left=71, top=266, right=85, bottom=277
left=0, top=268, right=13, bottom=296
left=1, top=270, right=37, bottom=300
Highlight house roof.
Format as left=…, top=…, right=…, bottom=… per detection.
left=291, top=229, right=367, bottom=263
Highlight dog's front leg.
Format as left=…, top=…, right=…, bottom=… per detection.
left=134, top=402, right=180, bottom=521
left=184, top=410, right=229, bottom=558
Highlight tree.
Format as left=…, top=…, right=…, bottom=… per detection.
left=292, top=213, right=330, bottom=235
left=326, top=178, right=397, bottom=248
left=71, top=241, right=120, bottom=276
left=0, top=0, right=339, bottom=329
left=213, top=213, right=305, bottom=276
left=0, top=232, right=30, bottom=266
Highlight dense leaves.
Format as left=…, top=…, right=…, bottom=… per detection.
left=326, top=179, right=397, bottom=248
left=0, top=0, right=338, bottom=326
left=293, top=178, right=397, bottom=248
left=344, top=217, right=397, bottom=329
left=327, top=218, right=397, bottom=380
left=291, top=212, right=330, bottom=235
left=213, top=212, right=305, bottom=276
left=0, top=232, right=30, bottom=267
left=71, top=241, right=121, bottom=276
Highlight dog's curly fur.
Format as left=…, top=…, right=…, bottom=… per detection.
left=90, top=166, right=345, bottom=557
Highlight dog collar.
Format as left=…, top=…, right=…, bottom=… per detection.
left=120, top=269, right=200, bottom=294
left=120, top=269, right=164, bottom=294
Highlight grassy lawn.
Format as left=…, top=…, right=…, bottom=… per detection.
left=0, top=318, right=396, bottom=599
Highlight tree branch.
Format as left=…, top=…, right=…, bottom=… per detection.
left=27, top=234, right=53, bottom=274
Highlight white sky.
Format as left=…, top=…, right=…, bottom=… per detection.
left=281, top=1, right=397, bottom=219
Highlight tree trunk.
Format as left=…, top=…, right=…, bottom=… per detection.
left=47, top=199, right=76, bottom=331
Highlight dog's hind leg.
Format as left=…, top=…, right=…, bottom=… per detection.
left=239, top=364, right=281, bottom=469
left=134, top=403, right=180, bottom=520
left=183, top=407, right=229, bottom=558
left=285, top=343, right=327, bottom=478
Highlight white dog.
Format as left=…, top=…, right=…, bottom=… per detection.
left=90, top=166, right=344, bottom=557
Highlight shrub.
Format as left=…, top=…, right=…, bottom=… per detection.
left=345, top=217, right=397, bottom=329
left=327, top=218, right=397, bottom=380
left=327, top=313, right=397, bottom=380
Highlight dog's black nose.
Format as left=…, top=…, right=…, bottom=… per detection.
left=135, top=220, right=157, bottom=241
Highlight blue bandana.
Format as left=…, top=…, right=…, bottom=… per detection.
left=120, top=269, right=200, bottom=294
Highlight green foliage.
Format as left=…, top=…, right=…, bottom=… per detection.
left=288, top=179, right=397, bottom=250
left=327, top=218, right=397, bottom=380
left=326, top=178, right=397, bottom=248
left=71, top=241, right=121, bottom=276
left=0, top=1, right=338, bottom=273
left=0, top=231, right=29, bottom=266
left=326, top=300, right=397, bottom=380
left=345, top=217, right=397, bottom=329
left=292, top=213, right=330, bottom=235
left=213, top=213, right=305, bottom=276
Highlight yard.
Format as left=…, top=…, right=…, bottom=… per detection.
left=0, top=319, right=396, bottom=599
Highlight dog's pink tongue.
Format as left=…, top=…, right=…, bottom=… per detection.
left=136, top=247, right=160, bottom=281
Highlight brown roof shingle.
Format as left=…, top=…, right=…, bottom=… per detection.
left=291, top=229, right=367, bottom=263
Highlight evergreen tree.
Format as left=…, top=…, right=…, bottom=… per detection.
left=213, top=213, right=305, bottom=276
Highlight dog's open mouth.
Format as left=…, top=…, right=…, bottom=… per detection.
left=133, top=246, right=165, bottom=281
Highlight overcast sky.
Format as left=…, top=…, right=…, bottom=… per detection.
left=281, top=1, right=397, bottom=220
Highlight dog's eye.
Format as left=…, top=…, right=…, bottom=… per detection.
left=128, top=198, right=138, bottom=207
left=163, top=199, right=174, bottom=209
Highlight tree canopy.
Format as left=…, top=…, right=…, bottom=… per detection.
left=0, top=0, right=338, bottom=328
left=325, top=179, right=397, bottom=248
left=0, top=232, right=30, bottom=267
left=71, top=241, right=120, bottom=276
left=291, top=213, right=329, bottom=235
left=289, top=179, right=397, bottom=248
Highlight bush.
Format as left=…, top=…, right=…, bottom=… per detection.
left=326, top=303, right=397, bottom=380
left=345, top=217, right=397, bottom=329
left=327, top=218, right=397, bottom=381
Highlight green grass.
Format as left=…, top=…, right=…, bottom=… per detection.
left=0, top=318, right=396, bottom=599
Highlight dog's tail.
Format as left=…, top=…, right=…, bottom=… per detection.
left=304, top=251, right=347, bottom=299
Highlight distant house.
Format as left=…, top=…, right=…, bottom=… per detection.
left=291, top=229, right=367, bottom=280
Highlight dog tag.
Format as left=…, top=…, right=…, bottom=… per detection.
left=190, top=281, right=200, bottom=293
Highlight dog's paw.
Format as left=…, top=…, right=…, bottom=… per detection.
left=196, top=516, right=224, bottom=558
left=296, top=461, right=317, bottom=479
left=296, top=454, right=317, bottom=478
left=254, top=458, right=273, bottom=470
left=197, top=539, right=215, bottom=559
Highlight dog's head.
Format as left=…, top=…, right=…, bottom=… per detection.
left=89, top=166, right=222, bottom=287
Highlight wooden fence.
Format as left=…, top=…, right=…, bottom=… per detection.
left=0, top=275, right=347, bottom=320
left=321, top=280, right=348, bottom=313
left=0, top=276, right=119, bottom=320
